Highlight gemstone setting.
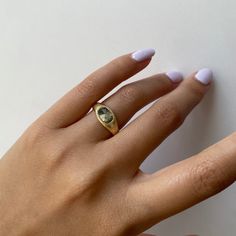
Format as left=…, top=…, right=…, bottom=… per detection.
left=97, top=107, right=114, bottom=123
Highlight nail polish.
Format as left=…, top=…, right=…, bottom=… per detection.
left=166, top=71, right=183, bottom=83
left=195, top=68, right=213, bottom=85
left=131, top=48, right=156, bottom=62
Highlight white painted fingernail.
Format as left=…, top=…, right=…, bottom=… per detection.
left=131, top=48, right=156, bottom=62
left=166, top=71, right=183, bottom=83
left=195, top=68, right=213, bottom=85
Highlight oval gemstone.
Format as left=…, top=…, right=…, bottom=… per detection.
left=97, top=107, right=113, bottom=123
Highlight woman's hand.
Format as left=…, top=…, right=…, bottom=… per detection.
left=0, top=48, right=235, bottom=236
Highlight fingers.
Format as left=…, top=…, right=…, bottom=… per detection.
left=112, top=69, right=213, bottom=169
left=77, top=72, right=183, bottom=142
left=132, top=132, right=236, bottom=222
left=38, top=48, right=155, bottom=129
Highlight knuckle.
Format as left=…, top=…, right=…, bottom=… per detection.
left=155, top=101, right=183, bottom=127
left=65, top=166, right=108, bottom=200
left=23, top=124, right=49, bottom=148
left=190, top=159, right=230, bottom=198
left=110, top=57, right=126, bottom=78
left=23, top=126, right=69, bottom=168
left=118, top=84, right=141, bottom=103
left=75, top=77, right=96, bottom=99
left=112, top=56, right=123, bottom=68
left=64, top=170, right=95, bottom=199
left=43, top=139, right=69, bottom=165
left=184, top=82, right=205, bottom=100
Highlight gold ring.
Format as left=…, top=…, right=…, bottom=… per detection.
left=93, top=103, right=119, bottom=136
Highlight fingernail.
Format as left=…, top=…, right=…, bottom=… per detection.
left=195, top=68, right=213, bottom=85
left=166, top=71, right=183, bottom=83
left=131, top=48, right=156, bottom=62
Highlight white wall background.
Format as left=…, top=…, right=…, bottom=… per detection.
left=0, top=1, right=236, bottom=235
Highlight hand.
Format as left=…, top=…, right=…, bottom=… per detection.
left=0, top=48, right=235, bottom=236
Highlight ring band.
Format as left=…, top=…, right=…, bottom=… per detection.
left=93, top=103, right=119, bottom=136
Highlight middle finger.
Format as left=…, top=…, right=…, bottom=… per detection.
left=112, top=69, right=213, bottom=171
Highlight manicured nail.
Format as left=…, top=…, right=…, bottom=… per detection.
left=131, top=48, right=156, bottom=62
left=166, top=71, right=183, bottom=83
left=195, top=68, right=213, bottom=85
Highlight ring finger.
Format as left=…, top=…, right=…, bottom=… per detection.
left=71, top=71, right=183, bottom=142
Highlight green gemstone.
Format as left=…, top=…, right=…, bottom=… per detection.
left=97, top=107, right=113, bottom=123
